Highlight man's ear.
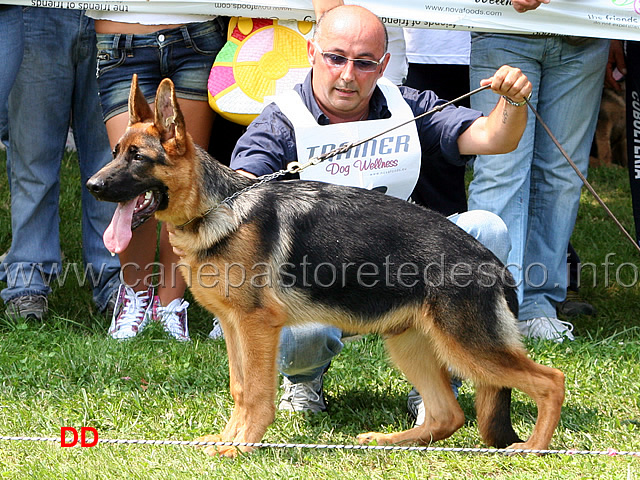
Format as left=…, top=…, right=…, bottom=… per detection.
left=128, top=74, right=154, bottom=125
left=307, top=39, right=317, bottom=66
left=154, top=78, right=187, bottom=156
left=377, top=52, right=390, bottom=79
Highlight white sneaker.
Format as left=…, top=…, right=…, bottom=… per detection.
left=208, top=317, right=224, bottom=340
left=407, top=378, right=461, bottom=427
left=518, top=316, right=575, bottom=343
left=108, top=285, right=153, bottom=340
left=278, top=376, right=327, bottom=413
left=152, top=297, right=190, bottom=341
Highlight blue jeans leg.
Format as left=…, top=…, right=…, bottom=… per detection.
left=0, top=6, right=23, bottom=144
left=278, top=323, right=344, bottom=383
left=448, top=210, right=511, bottom=264
left=0, top=9, right=120, bottom=310
left=73, top=13, right=120, bottom=311
left=468, top=34, right=608, bottom=320
left=277, top=209, right=511, bottom=381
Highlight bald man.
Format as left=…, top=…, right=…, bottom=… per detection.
left=229, top=5, right=532, bottom=423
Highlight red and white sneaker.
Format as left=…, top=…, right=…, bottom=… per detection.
left=108, top=285, right=154, bottom=340
left=151, top=297, right=190, bottom=341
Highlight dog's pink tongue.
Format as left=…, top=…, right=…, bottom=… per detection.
left=103, top=199, right=137, bottom=254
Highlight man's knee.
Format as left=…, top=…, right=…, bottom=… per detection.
left=453, top=210, right=511, bottom=264
left=278, top=324, right=343, bottom=377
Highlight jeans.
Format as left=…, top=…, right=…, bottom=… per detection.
left=0, top=8, right=120, bottom=311
left=278, top=209, right=510, bottom=382
left=468, top=34, right=609, bottom=321
left=95, top=18, right=227, bottom=121
left=0, top=6, right=23, bottom=141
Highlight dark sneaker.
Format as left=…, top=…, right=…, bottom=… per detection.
left=5, top=294, right=48, bottom=321
left=557, top=290, right=596, bottom=317
left=278, top=375, right=327, bottom=413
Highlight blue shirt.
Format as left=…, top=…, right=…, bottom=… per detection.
left=230, top=73, right=482, bottom=201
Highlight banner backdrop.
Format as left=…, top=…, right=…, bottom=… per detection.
left=6, top=0, right=640, bottom=40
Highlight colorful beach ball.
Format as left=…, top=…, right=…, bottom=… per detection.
left=208, top=17, right=314, bottom=126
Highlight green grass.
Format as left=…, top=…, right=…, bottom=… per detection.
left=1, top=150, right=640, bottom=478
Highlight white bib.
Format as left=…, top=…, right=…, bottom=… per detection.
left=274, top=77, right=421, bottom=200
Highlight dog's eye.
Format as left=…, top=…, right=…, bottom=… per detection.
left=134, top=153, right=144, bottom=161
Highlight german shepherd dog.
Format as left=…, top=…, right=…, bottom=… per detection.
left=87, top=75, right=565, bottom=458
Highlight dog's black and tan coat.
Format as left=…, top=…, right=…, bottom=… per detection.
left=87, top=75, right=565, bottom=458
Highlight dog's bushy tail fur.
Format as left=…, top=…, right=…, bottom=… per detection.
left=475, top=283, right=523, bottom=448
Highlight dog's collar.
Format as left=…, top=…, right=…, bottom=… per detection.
left=174, top=205, right=217, bottom=230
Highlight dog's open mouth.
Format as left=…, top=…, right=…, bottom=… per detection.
left=103, top=190, right=163, bottom=254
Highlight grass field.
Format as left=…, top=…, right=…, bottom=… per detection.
left=0, top=149, right=639, bottom=479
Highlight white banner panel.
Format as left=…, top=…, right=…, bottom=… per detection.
left=4, top=0, right=640, bottom=40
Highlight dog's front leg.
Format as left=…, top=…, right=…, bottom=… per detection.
left=200, top=308, right=283, bottom=458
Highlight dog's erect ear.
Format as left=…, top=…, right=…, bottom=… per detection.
left=128, top=74, right=154, bottom=125
left=154, top=78, right=187, bottom=156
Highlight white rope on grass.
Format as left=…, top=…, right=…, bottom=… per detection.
left=0, top=436, right=639, bottom=457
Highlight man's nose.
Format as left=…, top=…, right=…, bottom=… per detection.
left=340, top=59, right=357, bottom=82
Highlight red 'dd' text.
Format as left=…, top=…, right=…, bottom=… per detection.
left=60, top=427, right=99, bottom=447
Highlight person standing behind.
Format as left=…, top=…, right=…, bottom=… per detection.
left=403, top=28, right=471, bottom=216
left=467, top=0, right=609, bottom=342
left=87, top=12, right=227, bottom=340
left=1, top=8, right=121, bottom=320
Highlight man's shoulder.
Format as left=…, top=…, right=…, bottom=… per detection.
left=247, top=101, right=294, bottom=133
left=398, top=85, right=441, bottom=109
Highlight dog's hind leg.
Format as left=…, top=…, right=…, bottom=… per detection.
left=357, top=327, right=465, bottom=446
left=474, top=351, right=565, bottom=452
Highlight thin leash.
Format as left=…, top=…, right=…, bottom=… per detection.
left=285, top=84, right=492, bottom=175
left=186, top=85, right=640, bottom=257
left=525, top=98, right=640, bottom=255
left=176, top=86, right=491, bottom=229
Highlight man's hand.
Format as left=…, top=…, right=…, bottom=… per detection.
left=605, top=39, right=626, bottom=92
left=166, top=224, right=187, bottom=258
left=480, top=65, right=532, bottom=104
left=512, top=0, right=550, bottom=13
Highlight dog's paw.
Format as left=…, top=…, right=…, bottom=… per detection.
left=356, top=432, right=392, bottom=446
left=194, top=434, right=233, bottom=458
left=194, top=434, right=255, bottom=458
left=506, top=441, right=547, bottom=456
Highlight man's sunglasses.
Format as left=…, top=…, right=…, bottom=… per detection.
left=312, top=41, right=386, bottom=73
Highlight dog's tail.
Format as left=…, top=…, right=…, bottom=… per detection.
left=475, top=385, right=523, bottom=448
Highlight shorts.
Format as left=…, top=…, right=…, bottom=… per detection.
left=95, top=18, right=227, bottom=122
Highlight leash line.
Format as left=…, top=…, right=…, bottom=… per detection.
left=215, top=85, right=492, bottom=207
left=526, top=99, right=640, bottom=256
left=286, top=85, right=491, bottom=175
left=0, top=435, right=638, bottom=457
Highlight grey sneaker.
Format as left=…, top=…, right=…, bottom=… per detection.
left=5, top=294, right=48, bottom=321
left=152, top=297, right=190, bottom=341
left=108, top=284, right=153, bottom=340
left=407, top=379, right=461, bottom=427
left=518, top=316, right=575, bottom=343
left=104, top=285, right=120, bottom=317
left=278, top=375, right=327, bottom=413
left=208, top=317, right=224, bottom=340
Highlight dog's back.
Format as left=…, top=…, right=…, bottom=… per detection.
left=227, top=180, right=518, bottom=345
